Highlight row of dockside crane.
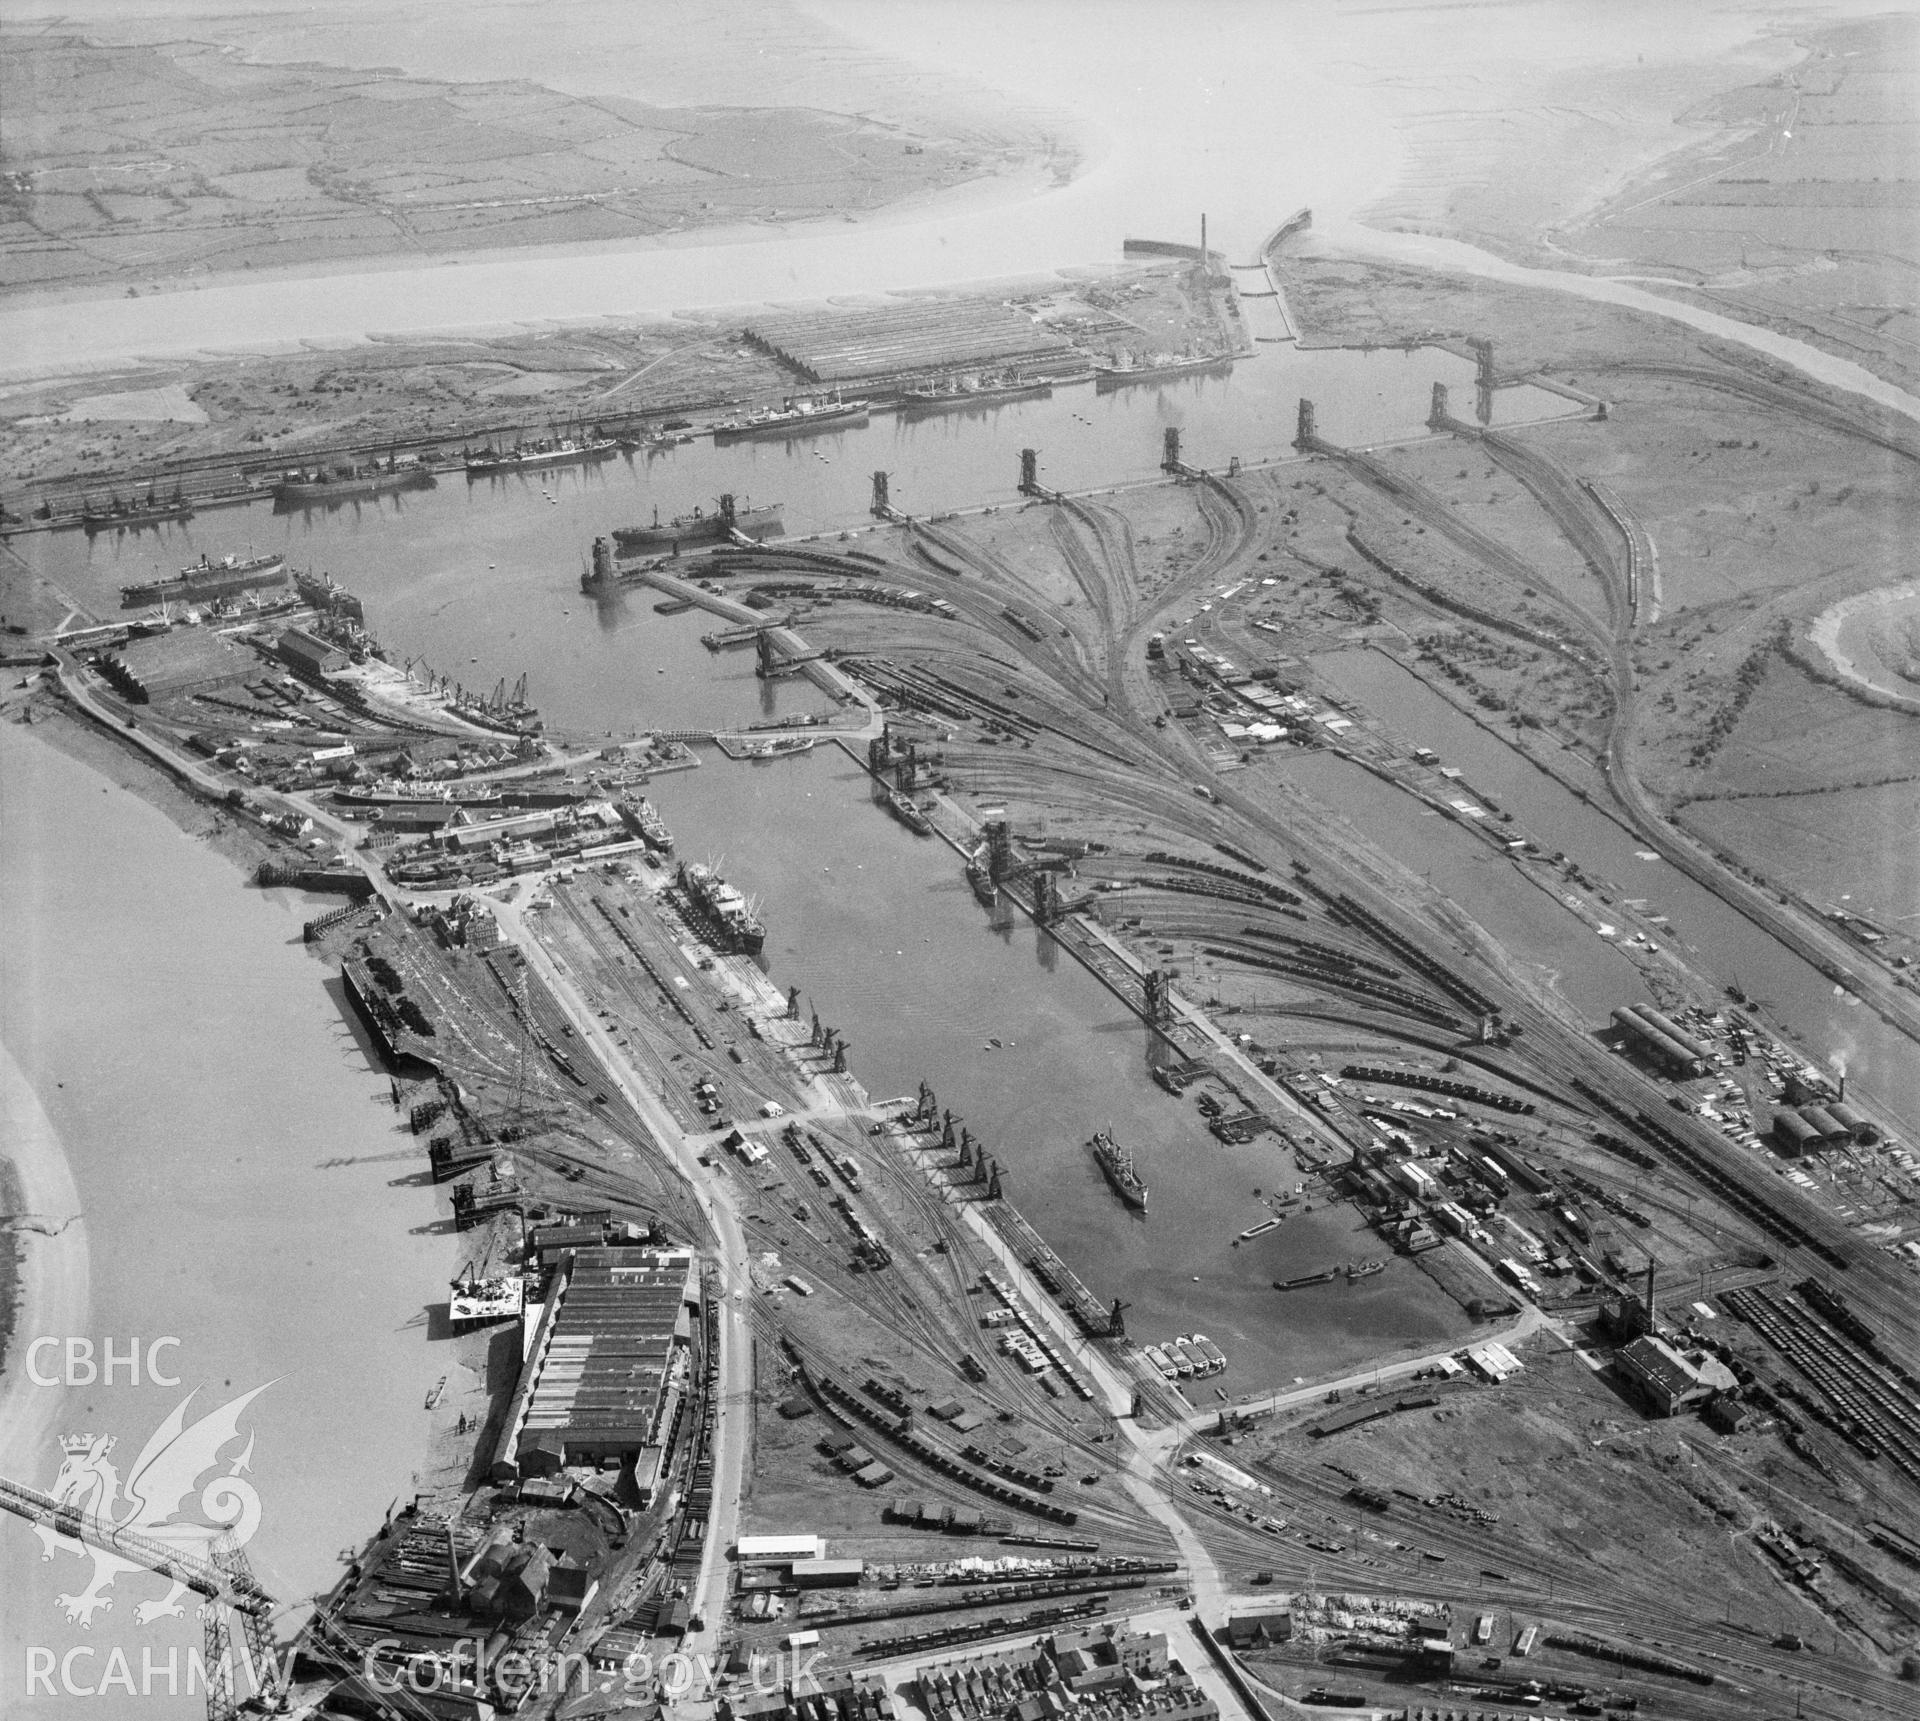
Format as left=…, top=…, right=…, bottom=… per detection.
left=1609, top=1003, right=1877, bottom=1153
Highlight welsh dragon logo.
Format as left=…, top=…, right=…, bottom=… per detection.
left=34, top=1386, right=269, bottom=1627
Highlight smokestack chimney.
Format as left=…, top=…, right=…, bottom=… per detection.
left=1644, top=1258, right=1657, bottom=1330
left=1836, top=1071, right=1846, bottom=1103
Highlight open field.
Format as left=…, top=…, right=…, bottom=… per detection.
left=1553, top=15, right=1920, bottom=397
left=1681, top=782, right=1920, bottom=936
left=0, top=26, right=1007, bottom=297
left=1270, top=250, right=1920, bottom=978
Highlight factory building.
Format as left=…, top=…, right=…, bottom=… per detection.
left=1825, top=1100, right=1877, bottom=1144
left=736, top=1534, right=826, bottom=1567
left=1773, top=1110, right=1822, bottom=1156
left=1797, top=1106, right=1850, bottom=1145
left=277, top=626, right=349, bottom=677
left=1609, top=1006, right=1707, bottom=1078
left=489, top=1247, right=697, bottom=1488
left=789, top=1557, right=866, bottom=1588
left=1392, top=1159, right=1436, bottom=1198
left=1615, top=1333, right=1738, bottom=1417
left=99, top=628, right=250, bottom=704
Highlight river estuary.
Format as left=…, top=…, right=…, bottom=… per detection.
left=6, top=3, right=1915, bottom=1710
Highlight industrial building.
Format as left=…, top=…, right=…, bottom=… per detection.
left=490, top=1246, right=698, bottom=1488
left=1774, top=1101, right=1870, bottom=1155
left=735, top=1533, right=826, bottom=1567
left=1773, top=1110, right=1823, bottom=1156
left=277, top=625, right=349, bottom=676
left=1825, top=1100, right=1877, bottom=1144
left=1615, top=1333, right=1738, bottom=1417
left=1464, top=1341, right=1525, bottom=1383
left=99, top=627, right=250, bottom=704
left=789, top=1556, right=865, bottom=1588
left=1610, top=1005, right=1709, bottom=1077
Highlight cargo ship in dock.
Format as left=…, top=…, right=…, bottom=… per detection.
left=964, top=858, right=998, bottom=905
left=465, top=435, right=618, bottom=477
left=295, top=568, right=367, bottom=623
left=712, top=396, right=868, bottom=443
left=273, top=456, right=434, bottom=507
left=82, top=486, right=193, bottom=534
left=617, top=798, right=673, bottom=853
left=1093, top=352, right=1233, bottom=392
left=899, top=373, right=1063, bottom=416
left=613, top=494, right=783, bottom=552
left=121, top=551, right=287, bottom=610
left=675, top=860, right=765, bottom=955
left=1090, top=1130, right=1148, bottom=1212
left=884, top=789, right=934, bottom=836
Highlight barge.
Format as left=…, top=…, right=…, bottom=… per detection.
left=1273, top=1267, right=1339, bottom=1291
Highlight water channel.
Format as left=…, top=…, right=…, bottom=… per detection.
left=20, top=329, right=1918, bottom=1396
left=1305, top=648, right=1920, bottom=1139
left=8, top=5, right=1915, bottom=1706
left=0, top=722, right=450, bottom=1721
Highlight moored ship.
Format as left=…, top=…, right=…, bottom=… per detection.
left=1188, top=1333, right=1229, bottom=1372
left=884, top=789, right=933, bottom=835
left=1273, top=1267, right=1339, bottom=1291
left=618, top=798, right=673, bottom=853
left=676, top=860, right=765, bottom=955
left=1090, top=1130, right=1148, bottom=1211
left=82, top=486, right=193, bottom=534
left=121, top=551, right=287, bottom=610
left=465, top=435, right=618, bottom=477
left=712, top=396, right=868, bottom=443
left=273, top=457, right=434, bottom=506
left=964, top=858, right=997, bottom=905
left=899, top=373, right=1061, bottom=415
left=613, top=494, right=783, bottom=552
left=1094, top=352, right=1233, bottom=392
